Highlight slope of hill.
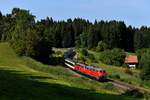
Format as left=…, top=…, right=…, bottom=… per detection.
left=0, top=43, right=140, bottom=100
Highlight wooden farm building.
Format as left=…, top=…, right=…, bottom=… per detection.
left=124, top=55, right=138, bottom=68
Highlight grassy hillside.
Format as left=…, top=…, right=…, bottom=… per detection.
left=53, top=48, right=142, bottom=87
left=90, top=51, right=150, bottom=89
left=0, top=43, right=141, bottom=100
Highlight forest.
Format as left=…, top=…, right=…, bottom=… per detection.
left=0, top=8, right=150, bottom=80
left=1, top=8, right=150, bottom=52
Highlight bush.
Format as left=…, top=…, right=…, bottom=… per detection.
left=104, top=83, right=114, bottom=90
left=144, top=93, right=150, bottom=100
left=115, top=74, right=121, bottom=79
left=55, top=51, right=62, bottom=56
left=139, top=51, right=150, bottom=80
left=49, top=57, right=63, bottom=65
left=124, top=68, right=133, bottom=75
left=123, top=89, right=144, bottom=98
left=96, top=41, right=109, bottom=52
left=99, top=48, right=126, bottom=66
left=108, top=74, right=120, bottom=79
left=122, top=64, right=128, bottom=68
left=80, top=48, right=88, bottom=56
left=136, top=48, right=150, bottom=68
left=88, top=53, right=97, bottom=62
left=78, top=55, right=86, bottom=64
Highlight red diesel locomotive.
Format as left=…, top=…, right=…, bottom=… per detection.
left=65, top=58, right=107, bottom=80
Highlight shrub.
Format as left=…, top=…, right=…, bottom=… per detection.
left=122, top=64, right=128, bottom=68
left=49, top=57, right=63, bottom=65
left=115, top=74, right=121, bottom=79
left=136, top=48, right=150, bottom=68
left=139, top=51, right=150, bottom=80
left=80, top=48, right=88, bottom=56
left=123, top=89, right=144, bottom=98
left=78, top=55, right=86, bottom=64
left=108, top=74, right=120, bottom=79
left=136, top=48, right=150, bottom=61
left=144, top=93, right=150, bottom=100
left=124, top=68, right=133, bottom=75
left=96, top=41, right=109, bottom=52
left=99, top=48, right=126, bottom=66
left=104, top=83, right=114, bottom=90
left=88, top=53, right=97, bottom=62
left=55, top=51, right=62, bottom=56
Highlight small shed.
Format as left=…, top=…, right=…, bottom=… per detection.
left=124, top=55, right=138, bottom=69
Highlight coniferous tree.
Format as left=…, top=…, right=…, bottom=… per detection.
left=134, top=30, right=145, bottom=50
left=2, top=8, right=150, bottom=59
left=0, top=11, right=2, bottom=40
left=80, top=31, right=88, bottom=48
left=87, top=26, right=101, bottom=49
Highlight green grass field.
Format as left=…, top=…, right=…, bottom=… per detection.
left=0, top=43, right=143, bottom=100
left=88, top=49, right=150, bottom=89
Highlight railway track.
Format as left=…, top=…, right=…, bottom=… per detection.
left=66, top=67, right=150, bottom=94
left=108, top=78, right=150, bottom=93
left=108, top=79, right=131, bottom=91
left=64, top=58, right=150, bottom=94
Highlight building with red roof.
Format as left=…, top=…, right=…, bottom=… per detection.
left=124, top=55, right=138, bottom=68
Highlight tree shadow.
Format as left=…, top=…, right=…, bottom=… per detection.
left=36, top=56, right=64, bottom=66
left=0, top=69, right=136, bottom=100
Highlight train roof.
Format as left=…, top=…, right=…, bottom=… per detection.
left=77, top=63, right=86, bottom=67
left=77, top=63, right=104, bottom=71
left=86, top=66, right=104, bottom=71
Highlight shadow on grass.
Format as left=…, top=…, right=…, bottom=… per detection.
left=36, top=57, right=64, bottom=66
left=0, top=69, right=136, bottom=100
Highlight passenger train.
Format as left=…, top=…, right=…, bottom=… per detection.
left=64, top=58, right=107, bottom=81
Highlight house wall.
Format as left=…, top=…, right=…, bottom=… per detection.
left=128, top=64, right=136, bottom=69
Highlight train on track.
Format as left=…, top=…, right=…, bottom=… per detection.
left=64, top=58, right=107, bottom=81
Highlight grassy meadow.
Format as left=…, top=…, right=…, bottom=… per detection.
left=55, top=48, right=150, bottom=92
left=90, top=51, right=150, bottom=89
left=0, top=43, right=144, bottom=100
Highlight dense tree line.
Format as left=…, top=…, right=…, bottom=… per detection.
left=0, top=9, right=148, bottom=57
left=1, top=8, right=150, bottom=52
left=0, top=8, right=53, bottom=63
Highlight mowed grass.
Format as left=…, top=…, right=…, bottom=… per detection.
left=0, top=43, right=141, bottom=100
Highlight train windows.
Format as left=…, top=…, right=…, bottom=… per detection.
left=65, top=59, right=75, bottom=66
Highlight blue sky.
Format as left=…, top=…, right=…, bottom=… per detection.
left=0, top=0, right=149, bottom=27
